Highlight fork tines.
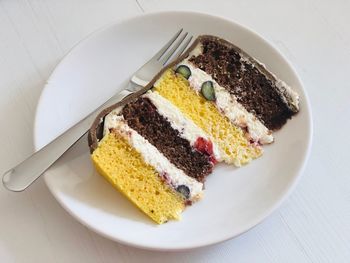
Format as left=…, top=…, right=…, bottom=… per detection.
left=156, top=29, right=193, bottom=66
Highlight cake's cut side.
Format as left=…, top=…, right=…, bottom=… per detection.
left=121, top=97, right=214, bottom=182
left=103, top=109, right=205, bottom=202
left=153, top=69, right=262, bottom=166
left=144, top=91, right=222, bottom=162
left=88, top=34, right=301, bottom=225
left=177, top=61, right=273, bottom=145
left=91, top=132, right=185, bottom=224
left=188, top=37, right=299, bottom=130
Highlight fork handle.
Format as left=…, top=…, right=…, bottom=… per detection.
left=2, top=88, right=134, bottom=192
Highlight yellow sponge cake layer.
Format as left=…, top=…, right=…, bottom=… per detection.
left=91, top=132, right=185, bottom=224
left=154, top=70, right=262, bottom=166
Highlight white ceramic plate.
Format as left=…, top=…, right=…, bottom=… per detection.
left=34, top=11, right=312, bottom=251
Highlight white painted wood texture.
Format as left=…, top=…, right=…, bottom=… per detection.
left=0, top=0, right=349, bottom=262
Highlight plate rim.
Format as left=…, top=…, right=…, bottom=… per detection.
left=33, top=10, right=313, bottom=251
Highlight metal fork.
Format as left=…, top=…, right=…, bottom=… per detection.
left=2, top=29, right=193, bottom=192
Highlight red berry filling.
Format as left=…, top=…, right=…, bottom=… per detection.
left=194, top=137, right=218, bottom=165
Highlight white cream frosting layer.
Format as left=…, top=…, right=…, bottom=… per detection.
left=275, top=79, right=300, bottom=111
left=181, top=61, right=274, bottom=144
left=103, top=106, right=122, bottom=136
left=103, top=109, right=204, bottom=201
left=144, top=91, right=222, bottom=161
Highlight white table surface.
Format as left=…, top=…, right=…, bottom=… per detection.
left=0, top=0, right=349, bottom=262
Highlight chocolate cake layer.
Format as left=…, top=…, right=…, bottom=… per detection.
left=121, top=97, right=213, bottom=182
left=189, top=38, right=296, bottom=130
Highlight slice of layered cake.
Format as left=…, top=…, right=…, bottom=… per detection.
left=90, top=95, right=217, bottom=224
left=88, top=35, right=300, bottom=224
